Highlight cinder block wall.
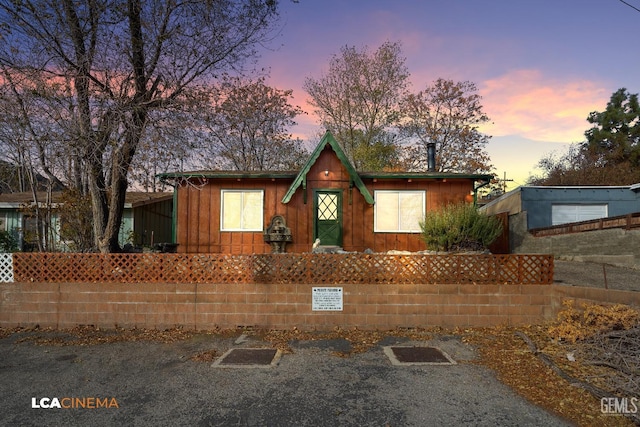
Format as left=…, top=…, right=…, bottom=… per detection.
left=4, top=281, right=637, bottom=330
left=511, top=212, right=640, bottom=269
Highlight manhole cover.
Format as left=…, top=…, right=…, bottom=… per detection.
left=383, top=346, right=456, bottom=365
left=212, top=348, right=281, bottom=368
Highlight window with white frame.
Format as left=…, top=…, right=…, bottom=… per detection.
left=0, top=214, right=6, bottom=232
left=220, top=190, right=264, bottom=231
left=374, top=190, right=425, bottom=232
left=551, top=204, right=607, bottom=226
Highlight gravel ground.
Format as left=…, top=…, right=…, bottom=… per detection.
left=554, top=260, right=640, bottom=291
left=0, top=331, right=570, bottom=427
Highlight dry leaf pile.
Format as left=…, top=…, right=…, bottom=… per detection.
left=548, top=300, right=640, bottom=343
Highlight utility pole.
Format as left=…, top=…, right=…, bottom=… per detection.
left=500, top=171, right=514, bottom=193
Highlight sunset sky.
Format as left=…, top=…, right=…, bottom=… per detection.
left=257, top=0, right=640, bottom=189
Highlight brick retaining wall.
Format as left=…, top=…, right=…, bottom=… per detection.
left=3, top=281, right=636, bottom=330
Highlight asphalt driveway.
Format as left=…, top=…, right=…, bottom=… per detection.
left=0, top=330, right=570, bottom=427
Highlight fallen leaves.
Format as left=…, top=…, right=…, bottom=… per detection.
left=9, top=325, right=194, bottom=346
left=262, top=326, right=434, bottom=356
left=549, top=300, right=640, bottom=343
left=189, top=349, right=219, bottom=362
left=464, top=325, right=631, bottom=427
left=463, top=303, right=640, bottom=427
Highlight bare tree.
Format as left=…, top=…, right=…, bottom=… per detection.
left=0, top=66, right=68, bottom=193
left=129, top=108, right=201, bottom=192
left=199, top=75, right=307, bottom=171
left=303, top=41, right=410, bottom=170
left=0, top=0, right=281, bottom=252
left=402, top=79, right=492, bottom=174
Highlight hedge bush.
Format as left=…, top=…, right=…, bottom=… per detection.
left=419, top=203, right=503, bottom=252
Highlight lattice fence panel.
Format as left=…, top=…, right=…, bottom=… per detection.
left=0, top=253, right=14, bottom=282
left=428, top=256, right=460, bottom=284
left=495, top=255, right=520, bottom=284
left=75, top=255, right=108, bottom=283
left=252, top=255, right=281, bottom=284
left=346, top=254, right=381, bottom=284
left=214, top=255, right=253, bottom=284
left=453, top=255, right=495, bottom=284
left=373, top=255, right=403, bottom=284
left=10, top=253, right=554, bottom=285
left=13, top=253, right=42, bottom=282
left=190, top=254, right=223, bottom=283
left=519, top=255, right=554, bottom=284
left=159, top=254, right=193, bottom=282
left=396, top=256, right=430, bottom=284
left=264, top=255, right=309, bottom=284
left=108, top=254, right=160, bottom=282
left=307, top=254, right=340, bottom=284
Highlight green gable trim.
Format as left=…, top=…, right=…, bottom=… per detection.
left=281, top=131, right=374, bottom=205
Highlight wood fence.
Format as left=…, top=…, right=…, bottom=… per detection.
left=531, top=212, right=640, bottom=237
left=7, top=253, right=554, bottom=285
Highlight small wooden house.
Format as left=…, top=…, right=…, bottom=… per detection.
left=159, top=132, right=492, bottom=254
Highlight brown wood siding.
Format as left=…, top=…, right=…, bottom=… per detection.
left=175, top=147, right=478, bottom=254
left=177, top=178, right=297, bottom=253
left=358, top=177, right=476, bottom=252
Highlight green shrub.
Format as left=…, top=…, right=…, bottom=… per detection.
left=419, top=203, right=503, bottom=252
left=0, top=230, right=19, bottom=252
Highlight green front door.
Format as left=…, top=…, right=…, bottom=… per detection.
left=314, top=190, right=342, bottom=247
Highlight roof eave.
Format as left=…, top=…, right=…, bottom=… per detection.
left=157, top=171, right=298, bottom=181
left=359, top=172, right=493, bottom=180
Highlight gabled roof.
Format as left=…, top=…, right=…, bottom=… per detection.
left=281, top=131, right=374, bottom=204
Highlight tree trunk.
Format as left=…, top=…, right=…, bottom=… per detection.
left=97, top=108, right=147, bottom=253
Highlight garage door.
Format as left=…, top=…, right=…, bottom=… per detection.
left=551, top=204, right=608, bottom=225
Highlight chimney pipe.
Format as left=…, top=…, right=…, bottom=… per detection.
left=427, top=142, right=436, bottom=172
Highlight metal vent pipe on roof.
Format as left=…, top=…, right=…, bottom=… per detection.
left=427, top=142, right=436, bottom=172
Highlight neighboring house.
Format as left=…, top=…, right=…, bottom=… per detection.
left=158, top=131, right=492, bottom=254
left=0, top=191, right=173, bottom=251
left=480, top=184, right=640, bottom=266
left=126, top=192, right=175, bottom=248
left=480, top=184, right=640, bottom=230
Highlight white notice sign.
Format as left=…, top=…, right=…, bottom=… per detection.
left=312, top=287, right=343, bottom=311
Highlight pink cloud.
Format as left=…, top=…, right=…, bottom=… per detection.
left=479, top=69, right=610, bottom=143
